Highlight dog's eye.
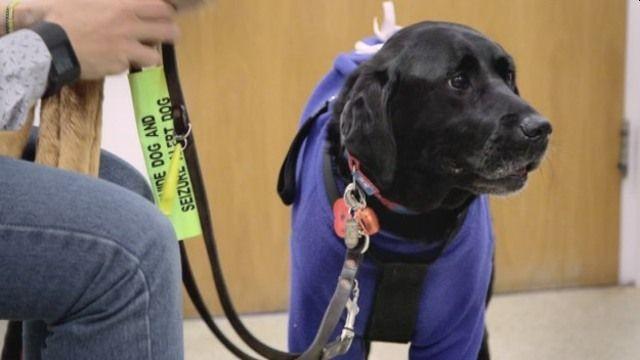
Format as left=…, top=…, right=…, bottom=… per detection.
left=449, top=74, right=471, bottom=90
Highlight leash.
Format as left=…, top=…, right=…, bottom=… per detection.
left=161, top=44, right=367, bottom=360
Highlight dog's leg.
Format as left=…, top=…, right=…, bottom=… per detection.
left=363, top=339, right=371, bottom=359
left=477, top=329, right=490, bottom=360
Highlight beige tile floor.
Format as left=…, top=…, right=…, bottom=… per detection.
left=183, top=287, right=640, bottom=360
left=2, top=287, right=640, bottom=359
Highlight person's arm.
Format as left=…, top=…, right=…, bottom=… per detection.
left=0, top=0, right=52, bottom=131
left=0, top=29, right=51, bottom=131
left=0, top=0, right=179, bottom=131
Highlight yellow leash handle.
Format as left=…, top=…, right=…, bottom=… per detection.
left=129, top=66, right=202, bottom=240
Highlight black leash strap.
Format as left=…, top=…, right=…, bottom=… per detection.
left=300, top=247, right=363, bottom=360
left=162, top=45, right=361, bottom=360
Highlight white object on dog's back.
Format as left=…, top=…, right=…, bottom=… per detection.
left=354, top=1, right=402, bottom=54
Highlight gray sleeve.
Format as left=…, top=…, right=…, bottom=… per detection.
left=0, top=29, right=52, bottom=131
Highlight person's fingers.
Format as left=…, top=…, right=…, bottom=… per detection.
left=132, top=0, right=177, bottom=20
left=130, top=21, right=180, bottom=44
left=126, top=42, right=162, bottom=68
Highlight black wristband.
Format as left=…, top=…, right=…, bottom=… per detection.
left=29, top=21, right=81, bottom=98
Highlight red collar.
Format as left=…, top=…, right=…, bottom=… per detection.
left=346, top=153, right=420, bottom=215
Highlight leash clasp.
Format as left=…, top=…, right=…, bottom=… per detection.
left=342, top=182, right=371, bottom=253
left=340, top=279, right=360, bottom=342
left=320, top=279, right=360, bottom=359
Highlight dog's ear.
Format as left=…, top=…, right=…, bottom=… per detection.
left=341, top=71, right=397, bottom=189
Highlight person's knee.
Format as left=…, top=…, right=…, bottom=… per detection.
left=62, top=211, right=179, bottom=321
left=142, top=213, right=179, bottom=270
left=128, top=208, right=181, bottom=290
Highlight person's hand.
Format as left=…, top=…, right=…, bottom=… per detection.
left=15, top=0, right=179, bottom=79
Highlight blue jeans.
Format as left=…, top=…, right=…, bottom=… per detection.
left=0, top=132, right=183, bottom=359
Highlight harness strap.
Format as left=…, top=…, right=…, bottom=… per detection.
left=364, top=261, right=428, bottom=342
left=278, top=101, right=330, bottom=205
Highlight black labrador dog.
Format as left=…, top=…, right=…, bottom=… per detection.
left=284, top=21, right=550, bottom=359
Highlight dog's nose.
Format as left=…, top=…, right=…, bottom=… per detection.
left=520, top=115, right=552, bottom=140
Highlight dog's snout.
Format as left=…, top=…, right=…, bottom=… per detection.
left=519, top=115, right=552, bottom=140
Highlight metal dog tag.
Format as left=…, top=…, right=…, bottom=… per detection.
left=344, top=219, right=360, bottom=249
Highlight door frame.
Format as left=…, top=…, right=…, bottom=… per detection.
left=620, top=0, right=640, bottom=285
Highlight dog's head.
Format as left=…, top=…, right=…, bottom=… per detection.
left=332, top=21, right=551, bottom=212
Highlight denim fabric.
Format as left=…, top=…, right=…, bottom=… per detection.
left=0, top=132, right=183, bottom=359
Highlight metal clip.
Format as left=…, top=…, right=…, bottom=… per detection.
left=171, top=104, right=192, bottom=149
left=342, top=179, right=371, bottom=253
left=358, top=233, right=370, bottom=254
left=343, top=183, right=366, bottom=211
left=340, top=280, right=360, bottom=342
left=175, top=122, right=192, bottom=149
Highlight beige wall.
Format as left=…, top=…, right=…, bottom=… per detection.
left=101, top=75, right=145, bottom=175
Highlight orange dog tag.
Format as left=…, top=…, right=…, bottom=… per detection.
left=333, top=198, right=350, bottom=238
left=354, top=208, right=380, bottom=236
left=333, top=198, right=380, bottom=237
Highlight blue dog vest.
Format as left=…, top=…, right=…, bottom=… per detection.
left=287, top=39, right=495, bottom=360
